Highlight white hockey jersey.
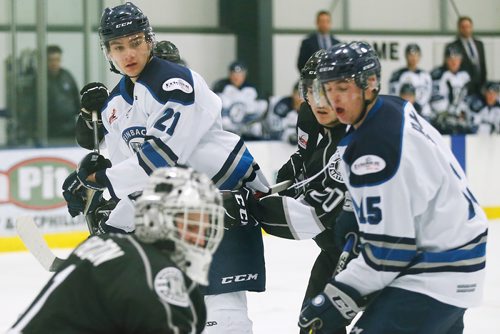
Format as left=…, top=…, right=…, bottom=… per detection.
left=430, top=66, right=471, bottom=115
left=389, top=67, right=432, bottom=117
left=335, top=95, right=487, bottom=308
left=96, top=57, right=268, bottom=231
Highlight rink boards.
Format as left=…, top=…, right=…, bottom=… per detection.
left=1, top=136, right=499, bottom=252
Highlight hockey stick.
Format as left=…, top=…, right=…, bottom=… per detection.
left=254, top=179, right=293, bottom=199
left=15, top=216, right=64, bottom=272
left=82, top=111, right=100, bottom=234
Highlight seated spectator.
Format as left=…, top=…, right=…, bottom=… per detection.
left=399, top=83, right=424, bottom=116
left=213, top=61, right=267, bottom=140
left=263, top=82, right=302, bottom=144
left=430, top=45, right=473, bottom=134
left=389, top=43, right=432, bottom=118
left=469, top=81, right=500, bottom=134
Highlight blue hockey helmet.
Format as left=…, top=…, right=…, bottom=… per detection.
left=99, top=2, right=154, bottom=47
left=316, top=41, right=381, bottom=92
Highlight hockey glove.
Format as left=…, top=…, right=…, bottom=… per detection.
left=76, top=152, right=111, bottom=191
left=80, top=82, right=109, bottom=123
left=62, top=171, right=103, bottom=217
left=276, top=151, right=303, bottom=197
left=333, top=210, right=360, bottom=256
left=86, top=199, right=117, bottom=235
left=222, top=187, right=259, bottom=229
left=299, top=280, right=363, bottom=333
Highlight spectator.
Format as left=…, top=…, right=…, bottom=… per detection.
left=264, top=82, right=302, bottom=143
left=297, top=10, right=340, bottom=72
left=399, top=83, right=424, bottom=116
left=389, top=43, right=432, bottom=119
left=430, top=45, right=472, bottom=134
left=446, top=16, right=487, bottom=95
left=46, top=45, right=80, bottom=143
left=213, top=61, right=267, bottom=139
left=469, top=81, right=500, bottom=134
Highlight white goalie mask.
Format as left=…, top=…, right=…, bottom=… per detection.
left=134, top=167, right=225, bottom=285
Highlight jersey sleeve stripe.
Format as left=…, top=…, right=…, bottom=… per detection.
left=219, top=148, right=254, bottom=190
left=212, top=139, right=255, bottom=190
left=137, top=139, right=178, bottom=175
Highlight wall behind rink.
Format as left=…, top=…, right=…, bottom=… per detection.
left=273, top=34, right=500, bottom=96
left=0, top=135, right=498, bottom=249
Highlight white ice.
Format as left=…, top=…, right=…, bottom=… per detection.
left=1, top=222, right=499, bottom=333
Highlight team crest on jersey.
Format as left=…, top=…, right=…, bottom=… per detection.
left=297, top=127, right=309, bottom=150
left=351, top=155, right=386, bottom=175
left=154, top=267, right=190, bottom=307
left=327, top=151, right=344, bottom=183
left=162, top=78, right=193, bottom=94
left=122, top=126, right=146, bottom=153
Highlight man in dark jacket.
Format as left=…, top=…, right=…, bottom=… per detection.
left=446, top=16, right=487, bottom=95
left=297, top=10, right=340, bottom=72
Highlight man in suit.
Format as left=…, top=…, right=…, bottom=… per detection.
left=297, top=10, right=340, bottom=72
left=446, top=16, right=487, bottom=96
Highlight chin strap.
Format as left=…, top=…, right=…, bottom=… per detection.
left=353, top=89, right=378, bottom=126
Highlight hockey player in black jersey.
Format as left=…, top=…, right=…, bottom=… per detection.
left=224, top=50, right=358, bottom=334
left=9, top=167, right=225, bottom=334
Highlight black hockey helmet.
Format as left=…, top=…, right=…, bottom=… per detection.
left=444, top=45, right=462, bottom=58
left=154, top=40, right=181, bottom=63
left=316, top=41, right=381, bottom=92
left=400, top=83, right=416, bottom=96
left=99, top=2, right=153, bottom=47
left=299, top=49, right=327, bottom=100
left=405, top=43, right=421, bottom=55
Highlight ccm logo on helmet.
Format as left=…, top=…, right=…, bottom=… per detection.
left=116, top=21, right=132, bottom=28
left=221, top=273, right=258, bottom=284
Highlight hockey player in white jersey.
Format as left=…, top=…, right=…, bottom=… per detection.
left=299, top=41, right=488, bottom=333
left=389, top=43, right=432, bottom=119
left=63, top=3, right=269, bottom=333
left=430, top=45, right=472, bottom=134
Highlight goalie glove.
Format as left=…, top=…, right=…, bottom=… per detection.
left=299, top=280, right=363, bottom=333
left=80, top=82, right=109, bottom=123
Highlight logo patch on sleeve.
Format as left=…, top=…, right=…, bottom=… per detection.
left=154, top=267, right=190, bottom=307
left=297, top=127, right=309, bottom=150
left=162, top=78, right=193, bottom=94
left=351, top=155, right=386, bottom=175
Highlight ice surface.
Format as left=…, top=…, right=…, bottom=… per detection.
left=2, top=222, right=499, bottom=333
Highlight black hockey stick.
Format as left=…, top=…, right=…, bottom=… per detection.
left=15, top=216, right=65, bottom=272
left=82, top=110, right=100, bottom=235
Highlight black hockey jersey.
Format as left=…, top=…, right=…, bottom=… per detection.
left=9, top=235, right=206, bottom=334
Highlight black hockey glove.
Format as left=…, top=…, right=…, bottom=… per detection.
left=333, top=210, right=359, bottom=256
left=80, top=82, right=109, bottom=123
left=76, top=152, right=111, bottom=191
left=222, top=187, right=259, bottom=229
left=62, top=171, right=104, bottom=217
left=299, top=280, right=363, bottom=333
left=276, top=151, right=303, bottom=197
left=86, top=199, right=117, bottom=235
